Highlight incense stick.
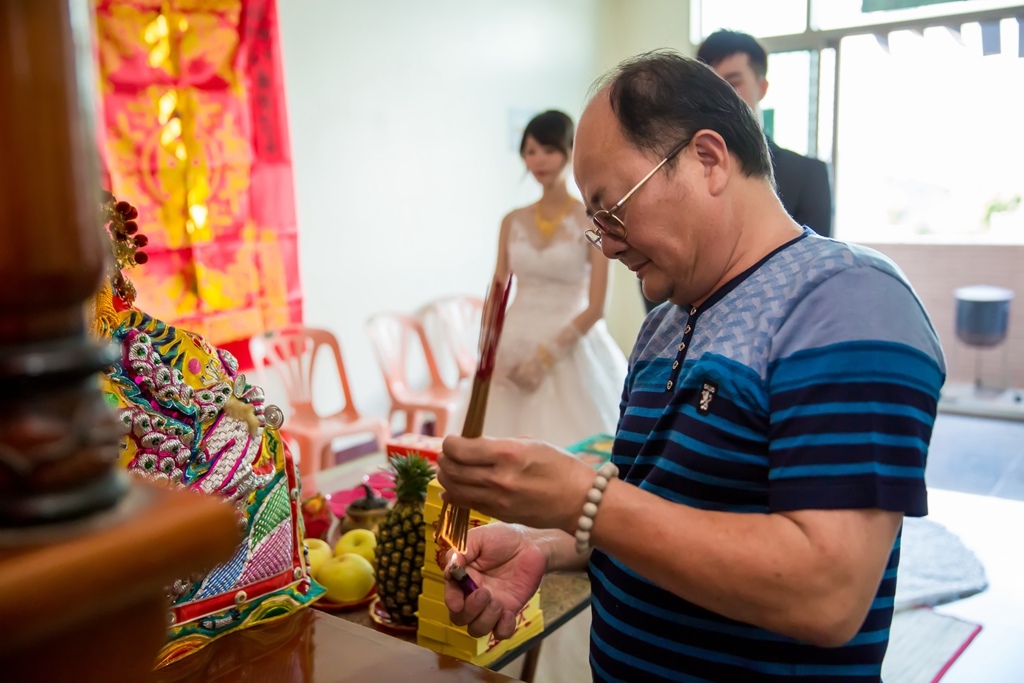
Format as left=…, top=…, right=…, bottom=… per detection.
left=436, top=274, right=512, bottom=594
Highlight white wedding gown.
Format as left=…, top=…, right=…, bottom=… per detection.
left=484, top=205, right=626, bottom=683
left=483, top=206, right=627, bottom=448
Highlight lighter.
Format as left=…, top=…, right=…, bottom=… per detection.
left=447, top=559, right=480, bottom=596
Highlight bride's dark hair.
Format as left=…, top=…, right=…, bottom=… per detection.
left=519, top=110, right=574, bottom=158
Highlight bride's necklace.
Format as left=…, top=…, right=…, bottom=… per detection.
left=533, top=198, right=573, bottom=240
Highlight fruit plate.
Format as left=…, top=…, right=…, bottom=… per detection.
left=368, top=596, right=417, bottom=634
left=315, top=590, right=376, bottom=612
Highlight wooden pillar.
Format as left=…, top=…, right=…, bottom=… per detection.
left=0, top=0, right=122, bottom=524
left=0, top=2, right=239, bottom=680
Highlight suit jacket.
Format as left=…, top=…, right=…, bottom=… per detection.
left=768, top=139, right=833, bottom=238
left=641, top=140, right=833, bottom=312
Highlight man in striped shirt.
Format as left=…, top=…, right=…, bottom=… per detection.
left=437, top=50, right=944, bottom=682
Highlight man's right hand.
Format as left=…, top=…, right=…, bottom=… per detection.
left=442, top=523, right=548, bottom=640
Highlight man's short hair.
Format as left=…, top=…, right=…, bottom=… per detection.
left=594, top=50, right=772, bottom=180
left=697, top=30, right=769, bottom=79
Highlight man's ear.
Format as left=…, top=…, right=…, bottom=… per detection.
left=758, top=77, right=769, bottom=102
left=691, top=129, right=730, bottom=196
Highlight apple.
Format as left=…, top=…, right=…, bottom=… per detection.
left=317, top=553, right=376, bottom=604
left=335, top=528, right=377, bottom=567
left=304, top=538, right=333, bottom=578
left=300, top=493, right=333, bottom=541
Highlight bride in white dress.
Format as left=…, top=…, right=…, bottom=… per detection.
left=484, top=110, right=626, bottom=448
left=484, top=110, right=626, bottom=683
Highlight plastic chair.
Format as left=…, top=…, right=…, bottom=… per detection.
left=366, top=313, right=464, bottom=436
left=418, top=295, right=483, bottom=388
left=250, top=327, right=390, bottom=478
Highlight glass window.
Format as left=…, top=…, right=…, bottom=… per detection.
left=761, top=51, right=813, bottom=156
left=834, top=19, right=1024, bottom=244
left=812, top=0, right=1024, bottom=31
left=693, top=0, right=808, bottom=43
left=816, top=48, right=836, bottom=163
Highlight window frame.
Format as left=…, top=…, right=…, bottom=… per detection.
left=690, top=1, right=1024, bottom=244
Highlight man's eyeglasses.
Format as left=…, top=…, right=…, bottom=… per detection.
left=584, top=137, right=691, bottom=249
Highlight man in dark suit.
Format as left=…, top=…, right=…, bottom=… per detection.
left=642, top=30, right=833, bottom=312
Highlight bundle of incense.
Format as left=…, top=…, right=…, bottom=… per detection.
left=435, top=273, right=512, bottom=595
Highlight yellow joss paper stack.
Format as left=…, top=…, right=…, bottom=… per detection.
left=416, top=477, right=544, bottom=667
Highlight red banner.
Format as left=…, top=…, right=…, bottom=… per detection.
left=95, top=0, right=302, bottom=367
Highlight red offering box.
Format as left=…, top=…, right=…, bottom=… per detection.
left=386, top=433, right=444, bottom=464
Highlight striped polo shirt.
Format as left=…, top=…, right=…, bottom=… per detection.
left=589, top=229, right=945, bottom=682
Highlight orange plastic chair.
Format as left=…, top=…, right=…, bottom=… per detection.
left=250, top=327, right=390, bottom=478
left=418, top=295, right=483, bottom=388
left=366, top=313, right=464, bottom=436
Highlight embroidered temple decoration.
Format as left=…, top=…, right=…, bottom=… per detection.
left=93, top=191, right=323, bottom=667
left=91, top=191, right=148, bottom=338
left=94, top=0, right=303, bottom=367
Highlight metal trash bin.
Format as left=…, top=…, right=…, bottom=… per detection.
left=955, top=286, right=1013, bottom=347
left=954, top=285, right=1013, bottom=390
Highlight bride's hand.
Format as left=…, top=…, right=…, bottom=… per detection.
left=508, top=355, right=547, bottom=392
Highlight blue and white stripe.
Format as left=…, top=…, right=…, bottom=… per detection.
left=590, top=230, right=944, bottom=682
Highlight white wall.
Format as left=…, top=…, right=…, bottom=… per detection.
left=594, top=0, right=694, bottom=354
left=277, top=0, right=692, bottom=421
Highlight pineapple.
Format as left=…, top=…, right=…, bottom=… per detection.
left=375, top=453, right=435, bottom=626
